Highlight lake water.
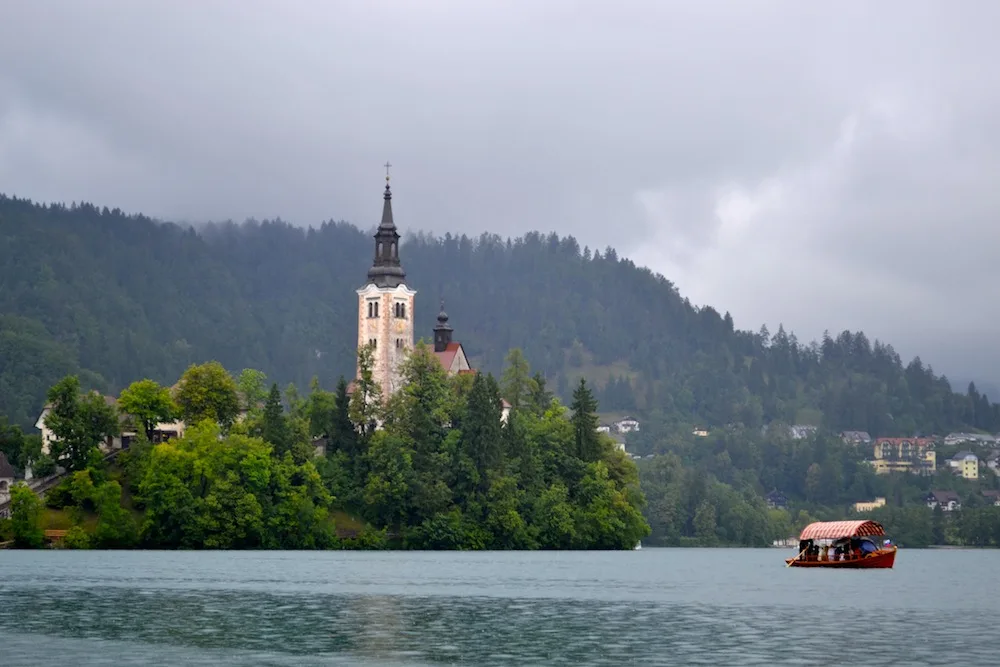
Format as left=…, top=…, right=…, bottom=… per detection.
left=0, top=548, right=994, bottom=665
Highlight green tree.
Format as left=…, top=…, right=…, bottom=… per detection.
left=118, top=379, right=176, bottom=440
left=329, top=376, right=358, bottom=458
left=260, top=383, right=290, bottom=455
left=92, top=481, right=138, bottom=548
left=693, top=500, right=717, bottom=545
left=570, top=378, right=600, bottom=462
left=0, top=417, right=25, bottom=470
left=501, top=348, right=532, bottom=411
left=362, top=430, right=413, bottom=528
left=64, top=525, right=91, bottom=549
left=304, top=377, right=337, bottom=439
left=349, top=343, right=382, bottom=440
left=527, top=372, right=553, bottom=415
left=461, top=373, right=504, bottom=493
left=237, top=368, right=269, bottom=416
left=174, top=361, right=240, bottom=428
left=10, top=483, right=43, bottom=548
left=44, top=376, right=120, bottom=472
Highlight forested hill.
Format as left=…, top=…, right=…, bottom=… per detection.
left=1, top=194, right=998, bottom=435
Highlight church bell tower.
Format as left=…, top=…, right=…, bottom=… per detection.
left=356, top=165, right=416, bottom=398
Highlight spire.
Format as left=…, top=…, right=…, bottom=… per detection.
left=433, top=299, right=453, bottom=352
left=366, top=164, right=406, bottom=288
left=379, top=166, right=394, bottom=229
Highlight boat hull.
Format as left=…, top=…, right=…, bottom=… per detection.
left=786, top=547, right=896, bottom=569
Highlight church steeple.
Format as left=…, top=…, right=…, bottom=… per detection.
left=366, top=164, right=406, bottom=288
left=433, top=299, right=453, bottom=352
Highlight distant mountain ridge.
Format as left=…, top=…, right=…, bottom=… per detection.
left=1, top=193, right=998, bottom=437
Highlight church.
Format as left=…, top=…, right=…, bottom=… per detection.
left=352, top=170, right=507, bottom=417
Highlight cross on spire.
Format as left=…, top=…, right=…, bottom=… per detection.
left=384, top=161, right=392, bottom=181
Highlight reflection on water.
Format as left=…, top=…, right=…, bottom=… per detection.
left=0, top=549, right=996, bottom=666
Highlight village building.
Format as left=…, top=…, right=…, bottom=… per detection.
left=840, top=431, right=872, bottom=446
left=852, top=497, right=886, bottom=513
left=765, top=489, right=788, bottom=510
left=947, top=451, right=979, bottom=480
left=944, top=432, right=996, bottom=447
left=613, top=417, right=640, bottom=434
left=868, top=437, right=936, bottom=475
left=985, top=450, right=1000, bottom=475
left=926, top=490, right=961, bottom=512
left=35, top=393, right=185, bottom=459
left=788, top=424, right=818, bottom=440
left=982, top=490, right=1000, bottom=507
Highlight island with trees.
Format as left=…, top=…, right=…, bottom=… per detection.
left=0, top=346, right=650, bottom=550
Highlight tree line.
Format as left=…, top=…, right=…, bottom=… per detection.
left=0, top=347, right=650, bottom=550
left=1, top=194, right=997, bottom=441
left=633, top=416, right=1000, bottom=547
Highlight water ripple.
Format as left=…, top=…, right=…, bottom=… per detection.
left=0, top=549, right=996, bottom=665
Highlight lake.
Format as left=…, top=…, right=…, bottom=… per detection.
left=0, top=548, right=993, bottom=665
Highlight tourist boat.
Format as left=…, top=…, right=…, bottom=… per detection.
left=785, top=519, right=897, bottom=569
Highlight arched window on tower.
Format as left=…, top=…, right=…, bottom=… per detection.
left=378, top=242, right=384, bottom=258
left=368, top=302, right=372, bottom=318
left=391, top=242, right=397, bottom=258
left=374, top=302, right=379, bottom=318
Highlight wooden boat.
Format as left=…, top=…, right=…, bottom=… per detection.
left=785, top=519, right=897, bottom=569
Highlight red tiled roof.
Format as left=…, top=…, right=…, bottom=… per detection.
left=434, top=342, right=462, bottom=371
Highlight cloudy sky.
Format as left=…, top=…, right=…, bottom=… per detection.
left=2, top=1, right=999, bottom=389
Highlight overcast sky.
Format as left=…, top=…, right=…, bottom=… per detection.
left=2, top=1, right=999, bottom=390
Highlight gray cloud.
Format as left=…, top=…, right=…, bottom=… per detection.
left=2, top=1, right=998, bottom=388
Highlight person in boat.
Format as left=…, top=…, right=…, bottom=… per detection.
left=859, top=538, right=878, bottom=556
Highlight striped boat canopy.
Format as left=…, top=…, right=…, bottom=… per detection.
left=798, top=520, right=885, bottom=541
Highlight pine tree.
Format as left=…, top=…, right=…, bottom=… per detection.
left=261, top=383, right=290, bottom=455
left=527, top=372, right=553, bottom=415
left=462, top=373, right=503, bottom=492
left=329, top=376, right=357, bottom=458
left=570, top=378, right=600, bottom=462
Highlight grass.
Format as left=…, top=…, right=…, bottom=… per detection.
left=330, top=508, right=368, bottom=533
left=41, top=508, right=98, bottom=531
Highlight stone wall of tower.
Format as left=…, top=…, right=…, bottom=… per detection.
left=357, top=283, right=416, bottom=399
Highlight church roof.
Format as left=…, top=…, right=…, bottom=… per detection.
left=434, top=342, right=463, bottom=371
